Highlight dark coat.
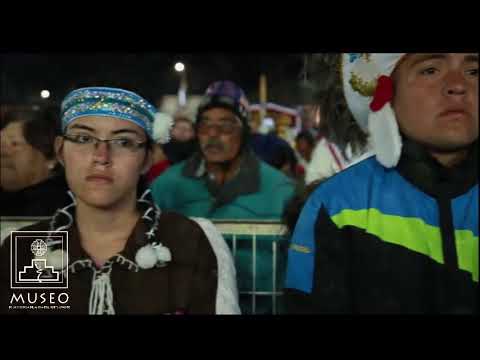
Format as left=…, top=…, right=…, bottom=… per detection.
left=0, top=211, right=218, bottom=314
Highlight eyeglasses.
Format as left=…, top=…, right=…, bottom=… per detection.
left=63, top=133, right=147, bottom=155
left=197, top=120, right=241, bottom=135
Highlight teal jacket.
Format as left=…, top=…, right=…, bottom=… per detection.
left=150, top=151, right=295, bottom=220
left=150, top=150, right=295, bottom=314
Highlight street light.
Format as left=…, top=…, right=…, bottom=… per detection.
left=174, top=62, right=187, bottom=107
left=174, top=62, right=185, bottom=72
left=40, top=90, right=50, bottom=99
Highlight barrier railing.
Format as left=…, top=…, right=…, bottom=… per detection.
left=212, top=220, right=287, bottom=314
left=1, top=217, right=50, bottom=246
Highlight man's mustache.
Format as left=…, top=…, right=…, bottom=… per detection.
left=202, top=140, right=226, bottom=151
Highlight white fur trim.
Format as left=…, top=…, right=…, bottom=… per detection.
left=153, top=243, right=172, bottom=263
left=135, top=244, right=158, bottom=269
left=368, top=102, right=403, bottom=168
left=190, top=217, right=241, bottom=315
left=153, top=112, right=174, bottom=144
left=305, top=138, right=343, bottom=184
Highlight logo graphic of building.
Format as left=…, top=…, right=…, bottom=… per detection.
left=18, top=258, right=61, bottom=283
left=10, top=231, right=68, bottom=289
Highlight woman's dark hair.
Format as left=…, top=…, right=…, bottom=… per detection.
left=270, top=141, right=298, bottom=175
left=2, top=106, right=61, bottom=160
left=301, top=54, right=368, bottom=158
left=136, top=137, right=155, bottom=196
left=295, top=130, right=316, bottom=147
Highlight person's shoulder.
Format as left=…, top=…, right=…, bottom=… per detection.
left=0, top=220, right=51, bottom=259
left=157, top=211, right=207, bottom=243
left=150, top=161, right=188, bottom=190
left=308, top=155, right=381, bottom=208
left=29, top=175, right=70, bottom=200
left=2, top=219, right=51, bottom=243
left=320, top=155, right=379, bottom=187
left=46, top=174, right=69, bottom=188
left=158, top=211, right=197, bottom=228
left=157, top=212, right=214, bottom=261
left=311, top=137, right=328, bottom=152
left=259, top=160, right=295, bottom=186
left=0, top=218, right=52, bottom=239
left=16, top=220, right=52, bottom=232
left=309, top=139, right=335, bottom=166
left=155, top=161, right=186, bottom=178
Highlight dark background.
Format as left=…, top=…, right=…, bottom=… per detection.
left=1, top=53, right=310, bottom=108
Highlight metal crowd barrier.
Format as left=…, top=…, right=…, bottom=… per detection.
left=212, top=220, right=287, bottom=314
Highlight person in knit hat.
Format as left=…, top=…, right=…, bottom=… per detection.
left=151, top=80, right=295, bottom=220
left=285, top=53, right=478, bottom=313
left=0, top=86, right=240, bottom=315
left=151, top=80, right=296, bottom=314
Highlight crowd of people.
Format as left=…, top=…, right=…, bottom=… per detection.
left=0, top=53, right=477, bottom=314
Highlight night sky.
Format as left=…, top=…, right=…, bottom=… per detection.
left=1, top=53, right=308, bottom=107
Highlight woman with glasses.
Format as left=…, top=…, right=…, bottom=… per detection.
left=0, top=87, right=240, bottom=315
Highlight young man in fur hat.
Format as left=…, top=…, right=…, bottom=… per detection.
left=0, top=87, right=239, bottom=315
left=285, top=53, right=478, bottom=313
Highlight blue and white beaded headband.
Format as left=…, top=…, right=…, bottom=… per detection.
left=61, top=87, right=164, bottom=141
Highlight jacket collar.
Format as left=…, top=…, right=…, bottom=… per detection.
left=182, top=148, right=261, bottom=211
left=396, top=137, right=478, bottom=198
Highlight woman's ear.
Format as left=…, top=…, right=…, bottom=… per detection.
left=54, top=136, right=65, bottom=167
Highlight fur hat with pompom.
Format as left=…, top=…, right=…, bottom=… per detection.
left=341, top=53, right=407, bottom=168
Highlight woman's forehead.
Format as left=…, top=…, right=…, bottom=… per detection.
left=67, top=115, right=146, bottom=136
left=2, top=121, right=25, bottom=138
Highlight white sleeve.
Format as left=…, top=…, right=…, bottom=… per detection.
left=305, top=139, right=339, bottom=184
left=190, top=217, right=241, bottom=315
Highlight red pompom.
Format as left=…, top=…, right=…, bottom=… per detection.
left=370, top=75, right=393, bottom=112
